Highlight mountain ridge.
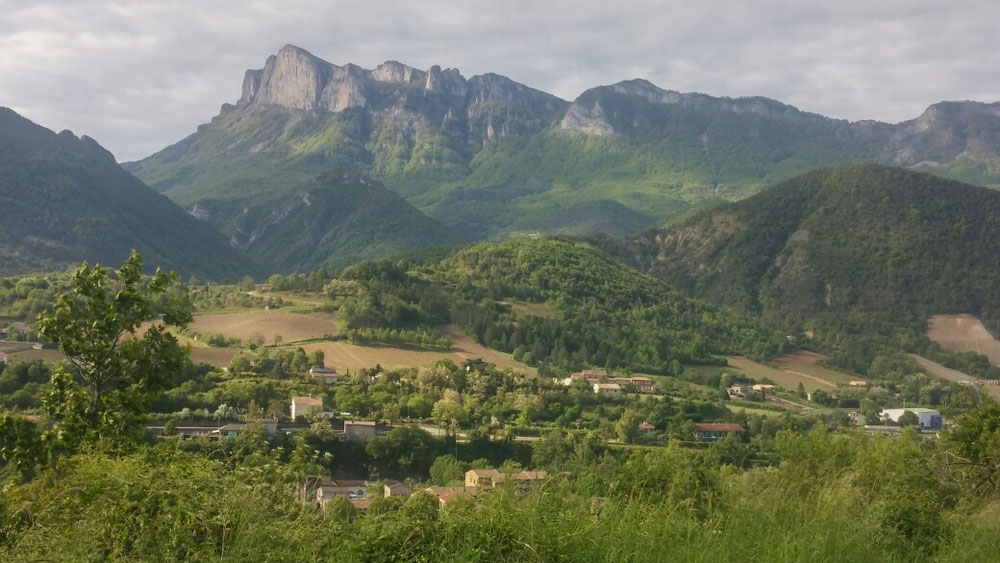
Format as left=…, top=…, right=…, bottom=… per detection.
left=0, top=107, right=258, bottom=279
left=128, top=44, right=1000, bottom=245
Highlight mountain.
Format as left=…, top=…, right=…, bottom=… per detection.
left=128, top=45, right=1000, bottom=242
left=210, top=171, right=460, bottom=273
left=610, top=164, right=1000, bottom=333
left=0, top=108, right=257, bottom=279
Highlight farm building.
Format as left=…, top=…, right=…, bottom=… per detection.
left=880, top=408, right=943, bottom=430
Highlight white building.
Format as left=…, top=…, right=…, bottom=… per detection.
left=880, top=408, right=943, bottom=430
left=592, top=383, right=622, bottom=395
left=291, top=396, right=323, bottom=420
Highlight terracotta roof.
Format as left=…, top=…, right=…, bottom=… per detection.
left=694, top=423, right=744, bottom=432
left=514, top=471, right=547, bottom=481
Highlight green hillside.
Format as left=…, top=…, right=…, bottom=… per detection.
left=615, top=165, right=1000, bottom=334
left=218, top=171, right=461, bottom=273
left=0, top=108, right=256, bottom=279
left=127, top=47, right=1000, bottom=244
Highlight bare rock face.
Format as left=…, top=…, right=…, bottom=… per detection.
left=234, top=45, right=568, bottom=151
left=889, top=101, right=1000, bottom=165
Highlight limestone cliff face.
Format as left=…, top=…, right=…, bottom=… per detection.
left=888, top=101, right=1000, bottom=165
left=235, top=45, right=567, bottom=151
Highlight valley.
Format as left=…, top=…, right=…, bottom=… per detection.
left=4, top=16, right=1000, bottom=560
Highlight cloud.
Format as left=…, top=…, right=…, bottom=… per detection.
left=1, top=0, right=998, bottom=161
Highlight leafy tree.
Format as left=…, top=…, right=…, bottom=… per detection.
left=616, top=408, right=641, bottom=444
left=36, top=252, right=192, bottom=444
left=898, top=411, right=920, bottom=428
left=429, top=454, right=466, bottom=485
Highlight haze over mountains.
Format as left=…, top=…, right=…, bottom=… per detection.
left=129, top=44, right=1000, bottom=244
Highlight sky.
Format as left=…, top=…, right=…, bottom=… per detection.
left=2, top=0, right=999, bottom=162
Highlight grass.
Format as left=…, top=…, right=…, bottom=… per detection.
left=723, top=354, right=854, bottom=391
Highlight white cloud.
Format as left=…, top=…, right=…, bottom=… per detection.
left=0, top=0, right=998, bottom=161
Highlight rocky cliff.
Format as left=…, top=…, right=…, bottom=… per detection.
left=129, top=45, right=1000, bottom=246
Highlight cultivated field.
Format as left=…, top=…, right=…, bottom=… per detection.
left=772, top=351, right=857, bottom=386
left=724, top=352, right=855, bottom=391
left=927, top=314, right=1000, bottom=366
left=188, top=311, right=335, bottom=343
left=296, top=326, right=536, bottom=374
left=910, top=354, right=1000, bottom=402
left=4, top=347, right=64, bottom=362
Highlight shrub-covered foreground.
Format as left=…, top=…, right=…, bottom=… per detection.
left=2, top=424, right=1000, bottom=562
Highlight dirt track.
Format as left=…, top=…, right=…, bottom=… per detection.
left=927, top=314, right=1000, bottom=366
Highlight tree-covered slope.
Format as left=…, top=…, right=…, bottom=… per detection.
left=430, top=239, right=792, bottom=372
left=614, top=165, right=1000, bottom=333
left=0, top=108, right=256, bottom=279
left=216, top=171, right=461, bottom=273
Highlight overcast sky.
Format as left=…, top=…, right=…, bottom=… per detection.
left=2, top=0, right=999, bottom=162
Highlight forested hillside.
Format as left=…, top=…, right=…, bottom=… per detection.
left=324, top=239, right=793, bottom=375
left=199, top=171, right=461, bottom=273
left=615, top=165, right=1000, bottom=333
left=0, top=108, right=256, bottom=279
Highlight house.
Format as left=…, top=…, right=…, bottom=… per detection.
left=312, top=478, right=369, bottom=510
left=465, top=469, right=503, bottom=489
left=752, top=384, right=775, bottom=392
left=213, top=423, right=247, bottom=439
left=693, top=422, right=745, bottom=442
left=0, top=352, right=7, bottom=365
left=848, top=412, right=867, bottom=426
left=291, top=396, right=323, bottom=420
left=465, top=469, right=548, bottom=492
left=610, top=377, right=655, bottom=393
left=0, top=322, right=29, bottom=339
left=211, top=419, right=279, bottom=439
left=424, top=486, right=472, bottom=508
left=625, top=377, right=655, bottom=393
left=593, top=383, right=622, bottom=395
left=849, top=380, right=869, bottom=387
left=727, top=384, right=748, bottom=399
left=310, top=367, right=339, bottom=384
left=880, top=408, right=943, bottom=430
left=339, top=420, right=392, bottom=442
left=638, top=422, right=655, bottom=432
left=384, top=481, right=412, bottom=498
